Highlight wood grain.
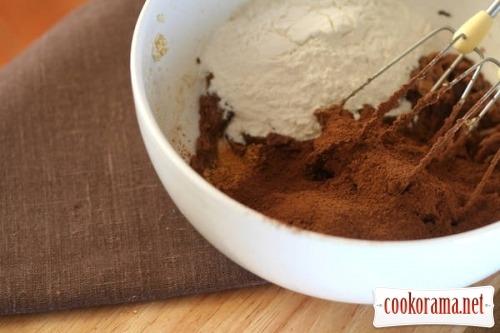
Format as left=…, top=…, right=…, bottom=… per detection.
left=0, top=273, right=498, bottom=332
left=0, top=1, right=498, bottom=331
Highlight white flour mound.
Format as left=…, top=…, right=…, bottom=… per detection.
left=201, top=0, right=431, bottom=142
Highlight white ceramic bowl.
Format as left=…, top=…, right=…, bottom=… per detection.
left=131, top=0, right=500, bottom=304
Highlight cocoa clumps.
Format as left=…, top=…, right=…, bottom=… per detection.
left=191, top=54, right=500, bottom=240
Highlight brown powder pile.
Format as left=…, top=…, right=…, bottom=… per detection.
left=191, top=54, right=500, bottom=241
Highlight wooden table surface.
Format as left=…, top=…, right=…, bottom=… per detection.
left=0, top=0, right=85, bottom=66
left=0, top=273, right=498, bottom=332
left=1, top=2, right=499, bottom=332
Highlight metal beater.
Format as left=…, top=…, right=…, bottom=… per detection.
left=345, top=0, right=500, bottom=212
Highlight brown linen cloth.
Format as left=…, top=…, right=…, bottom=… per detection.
left=0, top=0, right=265, bottom=315
left=1, top=0, right=499, bottom=328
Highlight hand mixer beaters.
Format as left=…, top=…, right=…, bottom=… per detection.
left=345, top=0, right=500, bottom=216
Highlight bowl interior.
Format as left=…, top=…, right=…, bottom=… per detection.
left=139, top=0, right=500, bottom=158
left=132, top=0, right=500, bottom=303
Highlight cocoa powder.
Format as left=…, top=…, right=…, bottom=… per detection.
left=191, top=54, right=500, bottom=240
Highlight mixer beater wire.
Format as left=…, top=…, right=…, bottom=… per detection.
left=343, top=1, right=499, bottom=216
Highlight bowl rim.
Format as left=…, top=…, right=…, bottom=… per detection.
left=129, top=0, right=500, bottom=249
